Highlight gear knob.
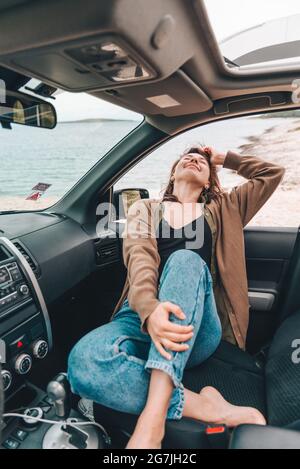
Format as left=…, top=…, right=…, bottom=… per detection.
left=47, top=373, right=71, bottom=419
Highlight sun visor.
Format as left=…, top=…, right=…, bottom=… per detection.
left=93, top=70, right=212, bottom=117
left=0, top=0, right=203, bottom=93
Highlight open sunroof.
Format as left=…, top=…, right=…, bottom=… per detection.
left=204, top=0, right=300, bottom=72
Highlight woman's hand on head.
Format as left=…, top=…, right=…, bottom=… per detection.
left=145, top=302, right=194, bottom=360
left=203, top=146, right=226, bottom=167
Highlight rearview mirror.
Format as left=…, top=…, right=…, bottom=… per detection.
left=113, top=188, right=149, bottom=220
left=0, top=89, right=57, bottom=129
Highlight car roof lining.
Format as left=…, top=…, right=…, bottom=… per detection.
left=0, top=0, right=299, bottom=136
left=0, top=0, right=33, bottom=13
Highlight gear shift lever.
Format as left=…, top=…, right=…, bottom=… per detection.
left=43, top=372, right=104, bottom=449
left=47, top=373, right=71, bottom=419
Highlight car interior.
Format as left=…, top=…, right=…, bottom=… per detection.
left=0, top=0, right=300, bottom=449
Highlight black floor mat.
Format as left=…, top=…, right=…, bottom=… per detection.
left=94, top=341, right=266, bottom=432
left=183, top=341, right=266, bottom=416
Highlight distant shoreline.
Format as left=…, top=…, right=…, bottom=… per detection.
left=257, top=111, right=300, bottom=118
left=59, top=118, right=140, bottom=124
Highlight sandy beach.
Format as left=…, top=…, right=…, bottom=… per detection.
left=236, top=118, right=300, bottom=227
left=0, top=196, right=60, bottom=212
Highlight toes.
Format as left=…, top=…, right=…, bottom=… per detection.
left=252, top=410, right=267, bottom=426
left=200, top=386, right=222, bottom=399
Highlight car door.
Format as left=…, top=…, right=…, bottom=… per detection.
left=245, top=226, right=299, bottom=353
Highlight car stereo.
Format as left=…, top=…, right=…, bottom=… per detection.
left=0, top=237, right=52, bottom=396
left=0, top=262, right=31, bottom=316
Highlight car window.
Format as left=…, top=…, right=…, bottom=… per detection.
left=114, top=110, right=300, bottom=227
left=0, top=83, right=142, bottom=212
left=205, top=0, right=300, bottom=72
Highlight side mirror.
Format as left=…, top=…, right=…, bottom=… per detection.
left=113, top=188, right=149, bottom=220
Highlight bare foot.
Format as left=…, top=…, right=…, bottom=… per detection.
left=198, top=387, right=267, bottom=427
left=125, top=411, right=165, bottom=449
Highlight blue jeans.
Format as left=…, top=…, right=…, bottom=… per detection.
left=68, top=250, right=222, bottom=420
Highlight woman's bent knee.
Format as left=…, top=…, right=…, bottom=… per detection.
left=67, top=326, right=115, bottom=398
left=167, top=249, right=205, bottom=271
left=67, top=337, right=92, bottom=397
left=67, top=324, right=147, bottom=401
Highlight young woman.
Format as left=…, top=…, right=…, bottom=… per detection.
left=68, top=145, right=285, bottom=449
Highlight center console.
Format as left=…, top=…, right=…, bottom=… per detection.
left=0, top=237, right=110, bottom=449
left=0, top=236, right=52, bottom=397
left=1, top=376, right=108, bottom=449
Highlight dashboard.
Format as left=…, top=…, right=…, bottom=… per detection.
left=0, top=211, right=115, bottom=399
left=0, top=236, right=52, bottom=392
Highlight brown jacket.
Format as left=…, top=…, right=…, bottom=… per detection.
left=111, top=150, right=285, bottom=350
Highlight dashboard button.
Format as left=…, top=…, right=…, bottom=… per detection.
left=11, top=271, right=22, bottom=281
left=19, top=284, right=29, bottom=296
left=9, top=335, right=28, bottom=355
left=15, top=354, right=32, bottom=375
left=2, top=438, right=20, bottom=450
left=1, top=370, right=12, bottom=392
left=12, top=429, right=28, bottom=442
left=32, top=340, right=49, bottom=359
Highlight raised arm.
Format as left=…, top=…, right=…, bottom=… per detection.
left=222, top=150, right=286, bottom=227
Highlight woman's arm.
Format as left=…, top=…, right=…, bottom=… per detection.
left=223, top=150, right=286, bottom=227
left=122, top=199, right=194, bottom=356
left=205, top=146, right=286, bottom=227
left=122, top=199, right=160, bottom=332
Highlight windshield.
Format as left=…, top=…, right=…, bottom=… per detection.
left=205, top=0, right=300, bottom=70
left=0, top=84, right=142, bottom=212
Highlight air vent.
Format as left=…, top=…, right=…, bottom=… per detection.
left=94, top=239, right=119, bottom=266
left=13, top=241, right=39, bottom=277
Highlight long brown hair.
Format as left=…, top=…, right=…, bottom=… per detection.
left=162, top=145, right=224, bottom=204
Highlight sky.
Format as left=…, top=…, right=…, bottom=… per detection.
left=21, top=78, right=141, bottom=122
left=204, top=0, right=300, bottom=41
left=53, top=91, right=141, bottom=122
